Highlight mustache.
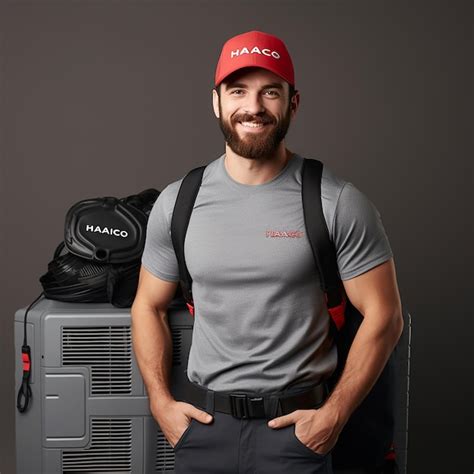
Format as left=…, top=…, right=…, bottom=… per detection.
left=232, top=113, right=275, bottom=125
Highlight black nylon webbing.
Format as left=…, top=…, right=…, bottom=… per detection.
left=170, top=166, right=206, bottom=305
left=301, top=158, right=342, bottom=306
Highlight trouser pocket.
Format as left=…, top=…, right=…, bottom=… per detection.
left=289, top=424, right=332, bottom=459
left=173, top=418, right=197, bottom=452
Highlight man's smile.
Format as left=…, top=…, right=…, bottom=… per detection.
left=241, top=121, right=265, bottom=128
left=235, top=119, right=273, bottom=133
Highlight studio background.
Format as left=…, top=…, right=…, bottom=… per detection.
left=0, top=1, right=470, bottom=473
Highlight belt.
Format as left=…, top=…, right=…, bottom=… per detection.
left=184, top=380, right=329, bottom=419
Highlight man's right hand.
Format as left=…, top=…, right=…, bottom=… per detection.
left=150, top=397, right=214, bottom=448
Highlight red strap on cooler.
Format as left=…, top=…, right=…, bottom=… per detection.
left=17, top=345, right=32, bottom=413
left=22, top=351, right=31, bottom=372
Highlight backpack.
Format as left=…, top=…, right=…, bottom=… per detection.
left=170, top=158, right=398, bottom=471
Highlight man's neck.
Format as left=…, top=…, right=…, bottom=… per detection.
left=224, top=144, right=293, bottom=186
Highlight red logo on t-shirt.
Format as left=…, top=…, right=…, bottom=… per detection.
left=265, top=230, right=304, bottom=238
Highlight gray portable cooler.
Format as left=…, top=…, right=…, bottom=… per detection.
left=15, top=296, right=411, bottom=473
left=15, top=296, right=193, bottom=473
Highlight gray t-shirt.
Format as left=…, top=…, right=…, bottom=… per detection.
left=141, top=153, right=393, bottom=394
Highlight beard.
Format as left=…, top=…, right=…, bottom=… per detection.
left=218, top=100, right=292, bottom=161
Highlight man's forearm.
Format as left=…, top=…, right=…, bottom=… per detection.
left=131, top=305, right=175, bottom=405
left=324, top=310, right=404, bottom=425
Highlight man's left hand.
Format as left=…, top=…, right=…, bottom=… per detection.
left=267, top=405, right=344, bottom=456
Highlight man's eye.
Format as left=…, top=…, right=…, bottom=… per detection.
left=230, top=89, right=244, bottom=95
left=264, top=90, right=279, bottom=97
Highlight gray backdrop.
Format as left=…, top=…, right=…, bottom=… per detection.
left=0, top=1, right=471, bottom=473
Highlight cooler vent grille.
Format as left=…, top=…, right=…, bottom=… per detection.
left=62, top=326, right=132, bottom=395
left=62, top=418, right=132, bottom=473
left=155, top=429, right=175, bottom=471
left=171, top=328, right=183, bottom=366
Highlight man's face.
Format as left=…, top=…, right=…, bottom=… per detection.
left=212, top=67, right=299, bottom=160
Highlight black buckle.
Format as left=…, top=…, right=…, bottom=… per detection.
left=229, top=394, right=266, bottom=419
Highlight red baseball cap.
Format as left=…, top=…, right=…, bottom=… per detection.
left=214, top=30, right=295, bottom=87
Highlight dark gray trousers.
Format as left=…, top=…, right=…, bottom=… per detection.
left=172, top=387, right=333, bottom=474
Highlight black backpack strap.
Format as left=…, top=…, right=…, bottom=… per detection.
left=301, top=158, right=346, bottom=330
left=170, top=166, right=206, bottom=316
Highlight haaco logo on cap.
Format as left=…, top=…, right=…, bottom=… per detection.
left=230, top=46, right=281, bottom=60
left=215, top=30, right=295, bottom=86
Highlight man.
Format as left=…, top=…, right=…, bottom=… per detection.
left=131, top=30, right=404, bottom=474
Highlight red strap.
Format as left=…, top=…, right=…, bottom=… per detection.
left=22, top=352, right=31, bottom=372
left=325, top=291, right=346, bottom=330
left=384, top=442, right=396, bottom=460
left=186, top=302, right=195, bottom=317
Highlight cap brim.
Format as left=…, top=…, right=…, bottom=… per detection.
left=215, top=63, right=294, bottom=87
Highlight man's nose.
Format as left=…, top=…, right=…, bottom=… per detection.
left=243, top=92, right=265, bottom=115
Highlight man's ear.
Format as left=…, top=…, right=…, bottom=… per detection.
left=290, top=90, right=300, bottom=119
left=212, top=88, right=220, bottom=118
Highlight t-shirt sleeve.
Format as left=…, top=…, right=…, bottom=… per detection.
left=141, top=185, right=180, bottom=282
left=332, top=182, right=393, bottom=281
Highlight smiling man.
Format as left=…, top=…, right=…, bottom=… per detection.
left=131, top=31, right=403, bottom=474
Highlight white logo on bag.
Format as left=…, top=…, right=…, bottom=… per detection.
left=85, top=224, right=128, bottom=238
left=231, top=47, right=281, bottom=59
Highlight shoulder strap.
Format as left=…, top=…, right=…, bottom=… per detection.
left=301, top=158, right=346, bottom=330
left=170, top=158, right=347, bottom=328
left=170, top=166, right=206, bottom=316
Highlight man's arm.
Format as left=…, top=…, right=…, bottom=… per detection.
left=131, top=265, right=214, bottom=445
left=324, top=257, right=404, bottom=425
left=130, top=266, right=179, bottom=407
left=267, top=257, right=404, bottom=455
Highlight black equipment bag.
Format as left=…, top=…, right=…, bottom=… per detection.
left=64, top=188, right=158, bottom=263
left=40, top=188, right=160, bottom=308
left=170, top=158, right=398, bottom=471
